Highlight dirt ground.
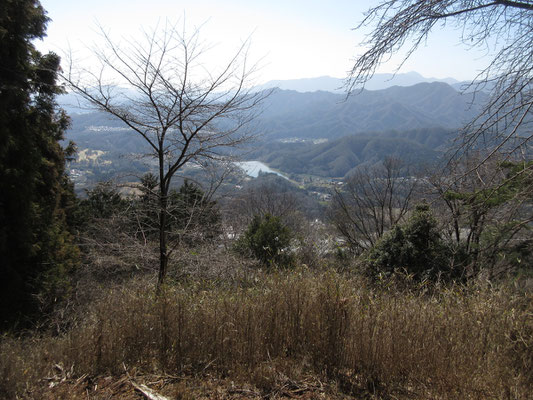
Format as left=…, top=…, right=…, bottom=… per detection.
left=36, top=373, right=355, bottom=399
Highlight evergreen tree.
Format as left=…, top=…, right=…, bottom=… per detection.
left=0, top=0, right=79, bottom=328
left=74, top=181, right=129, bottom=228
left=169, top=180, right=221, bottom=244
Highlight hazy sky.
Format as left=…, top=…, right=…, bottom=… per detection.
left=37, top=0, right=492, bottom=84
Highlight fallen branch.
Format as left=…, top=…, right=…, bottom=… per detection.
left=131, top=381, right=170, bottom=400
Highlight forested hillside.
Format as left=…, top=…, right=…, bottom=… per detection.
left=65, top=81, right=480, bottom=144
left=62, top=82, right=476, bottom=186
left=252, top=127, right=449, bottom=177
left=258, top=82, right=481, bottom=140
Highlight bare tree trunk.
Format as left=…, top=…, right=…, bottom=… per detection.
left=157, top=198, right=168, bottom=291
left=328, top=158, right=417, bottom=253
left=157, top=151, right=169, bottom=291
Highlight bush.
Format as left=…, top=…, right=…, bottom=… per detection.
left=235, top=214, right=294, bottom=268
left=364, top=203, right=452, bottom=281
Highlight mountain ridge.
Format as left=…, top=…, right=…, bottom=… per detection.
left=248, top=127, right=452, bottom=178
left=257, top=82, right=482, bottom=140
left=64, top=82, right=481, bottom=148
left=62, top=81, right=479, bottom=185
left=256, top=71, right=461, bottom=93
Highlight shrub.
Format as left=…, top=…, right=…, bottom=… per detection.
left=364, top=203, right=452, bottom=281
left=235, top=213, right=294, bottom=268
left=76, top=181, right=129, bottom=224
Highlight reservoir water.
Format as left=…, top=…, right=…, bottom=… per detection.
left=235, top=161, right=289, bottom=180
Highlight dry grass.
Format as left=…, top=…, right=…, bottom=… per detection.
left=1, top=269, right=532, bottom=399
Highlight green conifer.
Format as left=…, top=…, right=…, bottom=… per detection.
left=0, top=0, right=79, bottom=328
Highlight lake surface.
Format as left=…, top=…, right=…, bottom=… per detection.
left=235, top=161, right=289, bottom=180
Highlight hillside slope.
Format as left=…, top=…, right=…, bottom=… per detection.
left=258, top=82, right=481, bottom=140
left=255, top=127, right=451, bottom=177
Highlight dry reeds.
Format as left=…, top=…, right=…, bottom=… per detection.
left=1, top=270, right=532, bottom=399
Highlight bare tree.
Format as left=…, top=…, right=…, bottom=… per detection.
left=134, top=162, right=229, bottom=246
left=64, top=22, right=267, bottom=288
left=329, top=158, right=418, bottom=254
left=429, top=154, right=533, bottom=277
left=230, top=184, right=299, bottom=224
left=347, top=1, right=532, bottom=162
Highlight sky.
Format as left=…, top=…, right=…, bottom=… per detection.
left=37, top=0, right=493, bottom=84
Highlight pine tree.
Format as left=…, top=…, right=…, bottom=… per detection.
left=0, top=0, right=79, bottom=328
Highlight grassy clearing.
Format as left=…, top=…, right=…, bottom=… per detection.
left=1, top=269, right=532, bottom=399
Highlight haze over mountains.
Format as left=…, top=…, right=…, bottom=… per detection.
left=257, top=81, right=481, bottom=140
left=61, top=74, right=481, bottom=184
left=257, top=71, right=464, bottom=93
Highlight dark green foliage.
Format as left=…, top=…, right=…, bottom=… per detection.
left=135, top=176, right=221, bottom=244
left=168, top=180, right=222, bottom=245
left=443, top=161, right=532, bottom=214
left=74, top=182, right=129, bottom=228
left=236, top=214, right=294, bottom=268
left=85, top=182, right=127, bottom=218
left=501, top=160, right=533, bottom=190
left=364, top=204, right=451, bottom=281
left=0, top=0, right=79, bottom=328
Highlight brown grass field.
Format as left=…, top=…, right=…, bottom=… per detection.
left=1, top=267, right=532, bottom=399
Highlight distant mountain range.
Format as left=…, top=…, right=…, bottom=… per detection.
left=58, top=72, right=468, bottom=114
left=257, top=71, right=465, bottom=93
left=65, top=81, right=480, bottom=146
left=62, top=80, right=481, bottom=181
left=256, top=82, right=483, bottom=140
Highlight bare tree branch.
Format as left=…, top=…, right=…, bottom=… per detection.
left=62, top=21, right=268, bottom=289
left=329, top=158, right=418, bottom=254
left=347, top=0, right=532, bottom=164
